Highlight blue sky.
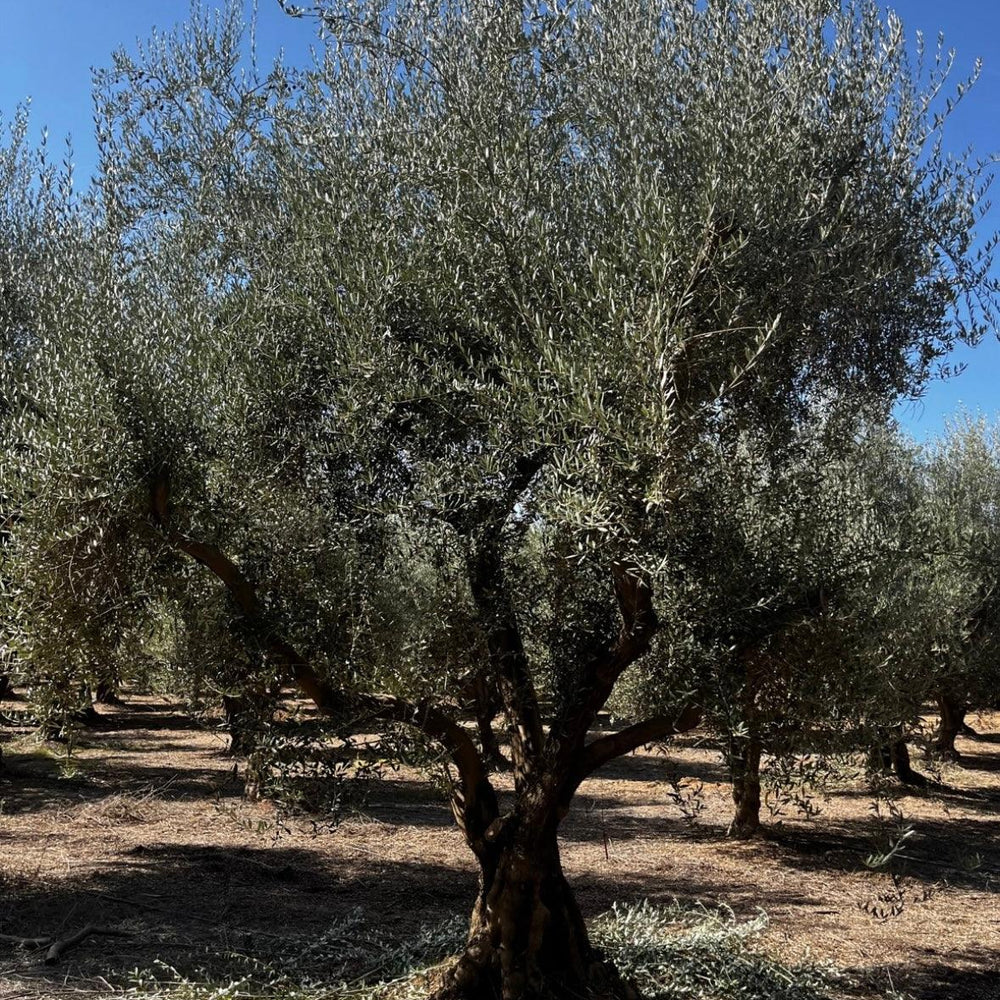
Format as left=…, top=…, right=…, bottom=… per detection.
left=0, top=1, right=997, bottom=440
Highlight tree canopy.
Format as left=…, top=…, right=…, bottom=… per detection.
left=1, top=1, right=998, bottom=997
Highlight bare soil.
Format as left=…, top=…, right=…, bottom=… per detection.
left=1, top=696, right=999, bottom=999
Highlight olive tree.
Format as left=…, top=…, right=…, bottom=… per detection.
left=609, top=420, right=929, bottom=836
left=914, top=419, right=1000, bottom=756
left=4, top=1, right=998, bottom=997
left=0, top=107, right=104, bottom=727
left=265, top=4, right=993, bottom=994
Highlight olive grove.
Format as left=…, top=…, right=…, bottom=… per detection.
left=1, top=1, right=998, bottom=998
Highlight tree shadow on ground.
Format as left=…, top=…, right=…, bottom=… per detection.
left=0, top=750, right=246, bottom=814
left=866, top=953, right=1000, bottom=1000
left=562, top=791, right=729, bottom=844
left=951, top=748, right=1000, bottom=774
left=1, top=846, right=465, bottom=994
left=2, top=835, right=947, bottom=1000
left=815, top=778, right=1000, bottom=812
left=590, top=747, right=730, bottom=785
left=0, top=837, right=808, bottom=997
left=764, top=812, right=1000, bottom=892
left=81, top=706, right=210, bottom=734
left=963, top=728, right=1000, bottom=745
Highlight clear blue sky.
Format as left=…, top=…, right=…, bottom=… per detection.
left=0, top=1, right=997, bottom=440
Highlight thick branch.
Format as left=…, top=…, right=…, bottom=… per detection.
left=445, top=450, right=550, bottom=787
left=604, top=560, right=660, bottom=683
left=466, top=537, right=545, bottom=787
left=353, top=693, right=500, bottom=847
left=567, top=704, right=702, bottom=794
left=550, top=560, right=660, bottom=770
left=150, top=468, right=498, bottom=843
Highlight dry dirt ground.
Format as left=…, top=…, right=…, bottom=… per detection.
left=1, top=696, right=999, bottom=999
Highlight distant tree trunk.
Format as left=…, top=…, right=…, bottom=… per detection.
left=0, top=675, right=11, bottom=701
left=936, top=692, right=966, bottom=759
left=871, top=725, right=927, bottom=786
left=223, top=677, right=282, bottom=755
left=871, top=739, right=892, bottom=775
left=94, top=680, right=123, bottom=706
left=76, top=691, right=103, bottom=727
left=727, top=639, right=769, bottom=838
left=222, top=694, right=256, bottom=755
left=729, top=735, right=762, bottom=838
left=889, top=734, right=927, bottom=787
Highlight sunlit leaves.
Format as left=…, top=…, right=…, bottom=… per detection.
left=2, top=0, right=997, bottom=737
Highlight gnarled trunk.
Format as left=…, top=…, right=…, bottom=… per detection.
left=936, top=692, right=966, bottom=759
left=437, top=820, right=637, bottom=1000
left=150, top=469, right=686, bottom=1000
left=729, top=735, right=762, bottom=838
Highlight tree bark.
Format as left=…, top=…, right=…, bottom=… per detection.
left=466, top=538, right=545, bottom=788
left=728, top=735, right=762, bottom=838
left=936, top=692, right=966, bottom=759
left=436, top=819, right=638, bottom=1000
left=461, top=670, right=505, bottom=766
left=440, top=703, right=701, bottom=1000
left=474, top=695, right=504, bottom=768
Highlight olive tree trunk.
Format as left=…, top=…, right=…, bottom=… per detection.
left=93, top=680, right=123, bottom=706
left=871, top=726, right=927, bottom=787
left=440, top=815, right=637, bottom=1000
left=728, top=735, right=763, bottom=838
left=936, top=692, right=966, bottom=759
left=151, top=470, right=704, bottom=1000
left=889, top=734, right=927, bottom=787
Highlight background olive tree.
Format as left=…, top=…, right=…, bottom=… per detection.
left=609, top=419, right=934, bottom=836
left=911, top=418, right=1000, bottom=757
left=2, top=1, right=998, bottom=997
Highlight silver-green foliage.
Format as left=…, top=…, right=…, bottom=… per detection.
left=913, top=417, right=1000, bottom=712
left=612, top=421, right=927, bottom=739
left=3, top=0, right=997, bottom=744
